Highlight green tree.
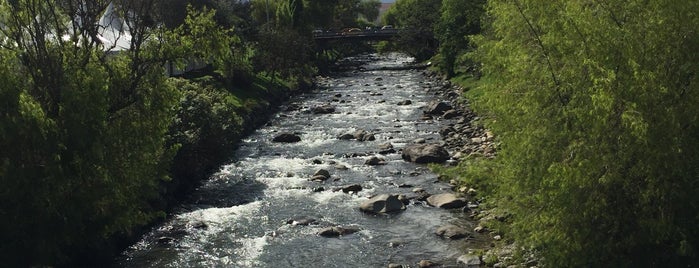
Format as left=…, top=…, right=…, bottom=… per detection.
left=434, top=0, right=485, bottom=77
left=382, top=0, right=441, bottom=60
left=0, top=0, right=179, bottom=265
left=471, top=0, right=699, bottom=266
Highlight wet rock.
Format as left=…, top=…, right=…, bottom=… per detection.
left=426, top=193, right=467, bottom=209
left=413, top=138, right=427, bottom=144
left=435, top=224, right=471, bottom=240
left=353, top=129, right=376, bottom=141
left=457, top=254, right=482, bottom=267
left=365, top=156, right=387, bottom=166
left=397, top=100, right=412, bottom=105
left=318, top=226, right=360, bottom=237
left=402, top=144, right=450, bottom=164
left=272, top=133, right=301, bottom=143
left=418, top=259, right=440, bottom=267
left=337, top=184, right=363, bottom=193
left=378, top=143, right=394, bottom=150
left=334, top=164, right=349, bottom=170
left=286, top=216, right=317, bottom=226
left=312, top=159, right=323, bottom=164
left=338, top=133, right=355, bottom=140
left=442, top=109, right=460, bottom=119
left=424, top=101, right=453, bottom=116
left=360, top=194, right=406, bottom=214
left=312, top=104, right=336, bottom=114
left=311, top=175, right=330, bottom=182
left=311, top=169, right=331, bottom=181
left=314, top=169, right=331, bottom=178
left=388, top=263, right=404, bottom=268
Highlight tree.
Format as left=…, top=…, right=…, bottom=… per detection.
left=471, top=0, right=699, bottom=266
left=382, top=0, right=441, bottom=60
left=0, top=0, right=179, bottom=265
left=434, top=0, right=485, bottom=77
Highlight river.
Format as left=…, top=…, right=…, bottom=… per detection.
left=117, top=53, right=485, bottom=267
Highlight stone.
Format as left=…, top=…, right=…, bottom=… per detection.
left=424, top=101, right=453, bottom=115
left=353, top=129, right=375, bottom=141
left=378, top=143, right=394, bottom=150
left=397, top=100, right=412, bottom=105
left=388, top=264, right=403, bottom=268
left=402, top=144, right=450, bottom=164
left=426, top=193, right=467, bottom=209
left=286, top=216, right=317, bottom=226
left=339, top=184, right=363, bottom=193
left=418, top=260, right=440, bottom=267
left=314, top=169, right=331, bottom=178
left=312, top=105, right=336, bottom=114
left=365, top=156, right=387, bottom=166
left=334, top=164, right=349, bottom=170
left=435, top=224, right=470, bottom=240
left=457, top=254, right=482, bottom=267
left=338, top=133, right=355, bottom=140
left=442, top=109, right=460, bottom=119
left=359, top=194, right=406, bottom=214
left=272, top=133, right=301, bottom=143
left=318, top=226, right=360, bottom=237
left=310, top=175, right=330, bottom=182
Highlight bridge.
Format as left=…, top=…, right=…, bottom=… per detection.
left=312, top=28, right=399, bottom=42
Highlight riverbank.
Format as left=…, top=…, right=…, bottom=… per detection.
left=70, top=73, right=312, bottom=267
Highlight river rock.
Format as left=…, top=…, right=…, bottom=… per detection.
left=402, top=144, right=449, bottom=163
left=286, top=216, right=317, bottom=226
left=360, top=194, right=406, bottom=214
left=311, top=169, right=331, bottom=181
left=337, top=184, right=363, bottom=193
left=272, top=133, right=301, bottom=143
left=442, top=109, right=460, bottom=119
left=318, top=226, right=360, bottom=237
left=424, top=101, right=453, bottom=115
left=435, top=224, right=470, bottom=240
left=418, top=260, right=440, bottom=267
left=365, top=156, right=387, bottom=165
left=457, top=254, right=482, bottom=267
left=397, top=100, right=412, bottom=105
left=338, top=133, right=355, bottom=140
left=426, top=193, right=467, bottom=209
left=312, top=104, right=336, bottom=114
left=388, top=264, right=404, bottom=268
left=353, top=129, right=375, bottom=141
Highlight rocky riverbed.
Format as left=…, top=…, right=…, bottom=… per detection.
left=116, top=53, right=494, bottom=268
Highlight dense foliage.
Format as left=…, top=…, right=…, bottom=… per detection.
left=382, top=0, right=442, bottom=61
left=0, top=0, right=179, bottom=265
left=464, top=0, right=699, bottom=266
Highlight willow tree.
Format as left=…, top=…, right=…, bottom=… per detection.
left=472, top=0, right=699, bottom=266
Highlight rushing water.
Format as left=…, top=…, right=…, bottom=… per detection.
left=118, top=53, right=485, bottom=267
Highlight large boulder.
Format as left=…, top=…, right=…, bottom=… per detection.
left=424, top=101, right=453, bottom=116
left=435, top=224, right=471, bottom=240
left=360, top=194, right=406, bottom=214
left=426, top=193, right=467, bottom=209
left=402, top=144, right=449, bottom=163
left=272, top=133, right=301, bottom=143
